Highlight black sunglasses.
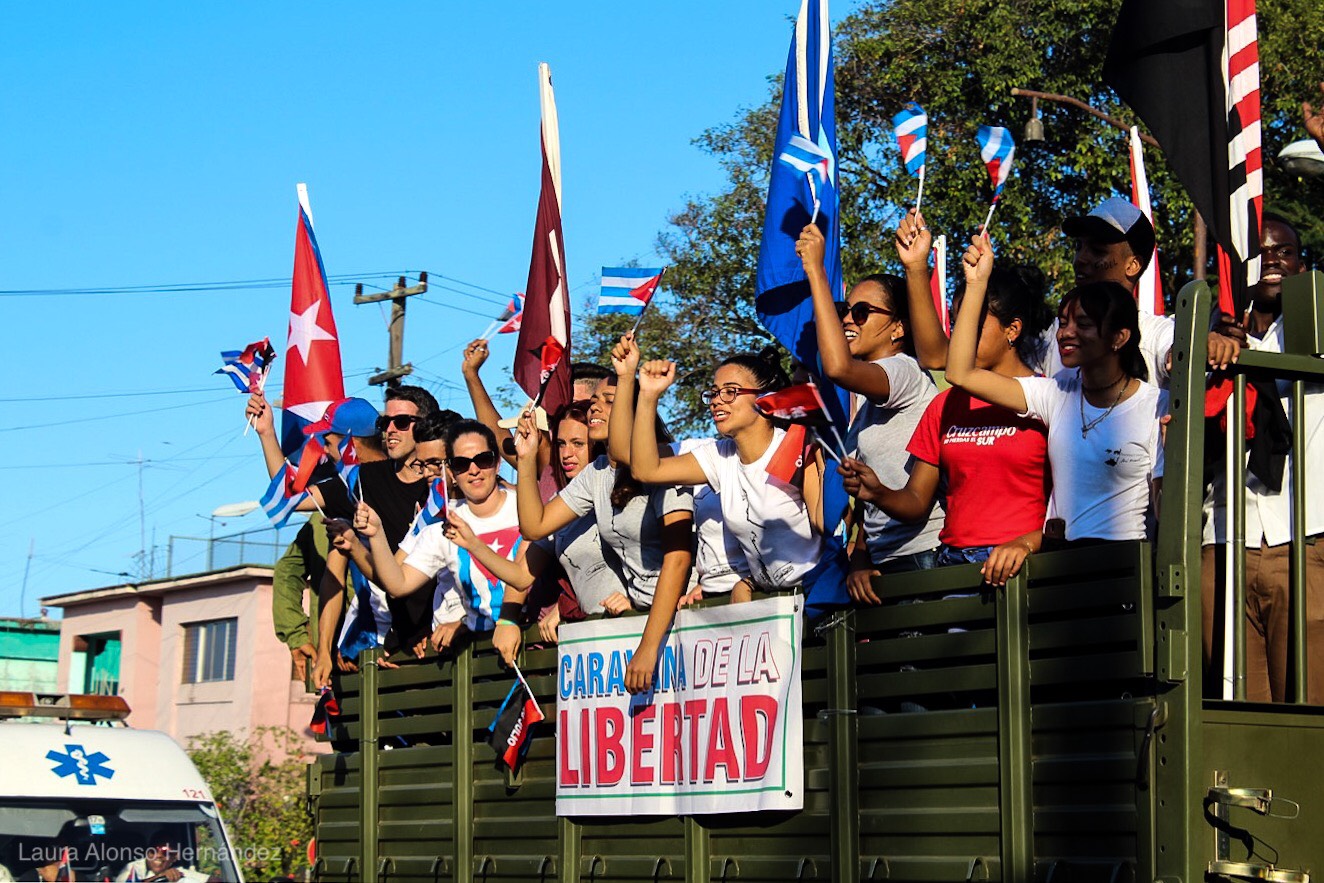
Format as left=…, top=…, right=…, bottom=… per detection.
left=835, top=301, right=894, bottom=326
left=447, top=451, right=500, bottom=473
left=376, top=414, right=419, bottom=432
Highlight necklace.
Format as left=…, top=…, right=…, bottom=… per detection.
left=1080, top=376, right=1130, bottom=437
left=1081, top=373, right=1125, bottom=393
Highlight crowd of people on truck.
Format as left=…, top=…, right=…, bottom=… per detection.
left=256, top=100, right=1324, bottom=709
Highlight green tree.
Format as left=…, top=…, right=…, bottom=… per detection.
left=187, top=727, right=312, bottom=880
left=576, top=0, right=1324, bottom=434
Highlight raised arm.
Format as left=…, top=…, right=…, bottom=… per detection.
left=607, top=333, right=640, bottom=465
left=248, top=389, right=324, bottom=510
left=896, top=209, right=949, bottom=370
left=1305, top=82, right=1324, bottom=151
left=513, top=412, right=580, bottom=540
left=461, top=339, right=518, bottom=466
left=796, top=224, right=893, bottom=402
left=353, top=502, right=433, bottom=598
left=630, top=361, right=710, bottom=485
left=944, top=236, right=1028, bottom=414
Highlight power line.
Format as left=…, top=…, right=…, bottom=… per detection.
left=0, top=394, right=234, bottom=433
left=0, top=272, right=400, bottom=298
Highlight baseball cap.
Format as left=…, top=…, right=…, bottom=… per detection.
left=304, top=397, right=380, bottom=438
left=1062, top=196, right=1156, bottom=266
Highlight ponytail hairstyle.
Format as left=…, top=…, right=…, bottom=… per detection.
left=952, top=265, right=1053, bottom=368
left=1059, top=281, right=1148, bottom=382
left=857, top=273, right=912, bottom=356
left=719, top=346, right=791, bottom=393
left=609, top=377, right=674, bottom=509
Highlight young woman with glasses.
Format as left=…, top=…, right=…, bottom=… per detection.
left=354, top=419, right=527, bottom=656
left=795, top=223, right=944, bottom=605
left=512, top=364, right=694, bottom=693
left=627, top=350, right=844, bottom=610
left=945, top=236, right=1165, bottom=547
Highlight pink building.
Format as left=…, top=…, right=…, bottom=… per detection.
left=41, top=565, right=321, bottom=757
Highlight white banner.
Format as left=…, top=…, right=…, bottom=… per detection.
left=555, top=595, right=804, bottom=816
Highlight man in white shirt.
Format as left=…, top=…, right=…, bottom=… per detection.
left=1203, top=213, right=1324, bottom=703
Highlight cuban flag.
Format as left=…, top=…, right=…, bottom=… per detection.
left=777, top=133, right=835, bottom=214
left=281, top=184, right=346, bottom=458
left=337, top=565, right=390, bottom=662
left=892, top=103, right=927, bottom=176
left=495, top=295, right=524, bottom=334
left=260, top=464, right=308, bottom=530
left=598, top=267, right=664, bottom=315
left=410, top=476, right=449, bottom=538
left=976, top=126, right=1016, bottom=201
left=216, top=338, right=276, bottom=393
left=336, top=436, right=360, bottom=497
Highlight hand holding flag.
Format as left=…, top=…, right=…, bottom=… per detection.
left=893, top=102, right=928, bottom=212
left=975, top=125, right=1016, bottom=234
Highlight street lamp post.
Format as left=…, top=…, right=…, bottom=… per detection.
left=1010, top=87, right=1208, bottom=281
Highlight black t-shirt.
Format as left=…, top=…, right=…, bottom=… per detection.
left=319, top=460, right=431, bottom=650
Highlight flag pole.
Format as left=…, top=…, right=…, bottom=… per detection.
left=511, top=660, right=535, bottom=697
left=478, top=320, right=500, bottom=342
left=915, top=164, right=926, bottom=215
left=285, top=459, right=327, bottom=517
left=629, top=267, right=668, bottom=337
left=979, top=201, right=998, bottom=237
left=530, top=362, right=561, bottom=412
left=806, top=173, right=821, bottom=226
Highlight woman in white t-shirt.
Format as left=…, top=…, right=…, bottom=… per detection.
left=796, top=222, right=944, bottom=604
left=356, top=420, right=528, bottom=653
left=946, top=236, right=1166, bottom=544
left=628, top=351, right=845, bottom=604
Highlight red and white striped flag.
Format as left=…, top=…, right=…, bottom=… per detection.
left=1128, top=127, right=1164, bottom=316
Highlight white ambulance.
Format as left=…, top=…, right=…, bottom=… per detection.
left=0, top=692, right=243, bottom=882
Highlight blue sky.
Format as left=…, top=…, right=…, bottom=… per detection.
left=0, top=2, right=860, bottom=613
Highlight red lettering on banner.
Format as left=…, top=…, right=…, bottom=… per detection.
left=630, top=704, right=657, bottom=785
left=682, top=700, right=708, bottom=784
left=660, top=702, right=684, bottom=785
left=580, top=708, right=593, bottom=786
left=595, top=707, right=626, bottom=786
left=703, top=697, right=741, bottom=783
left=558, top=709, right=579, bottom=786
left=740, top=694, right=779, bottom=780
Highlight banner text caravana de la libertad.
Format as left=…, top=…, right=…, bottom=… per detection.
left=555, top=595, right=803, bottom=816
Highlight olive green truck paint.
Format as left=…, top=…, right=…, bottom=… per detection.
left=308, top=278, right=1324, bottom=882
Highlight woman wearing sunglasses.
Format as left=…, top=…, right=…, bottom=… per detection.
left=512, top=366, right=694, bottom=694
left=839, top=264, right=1053, bottom=586
left=796, top=223, right=944, bottom=604
left=945, top=236, right=1165, bottom=547
left=628, top=350, right=844, bottom=609
left=356, top=419, right=527, bottom=655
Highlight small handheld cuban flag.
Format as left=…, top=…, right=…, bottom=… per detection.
left=892, top=102, right=928, bottom=211
left=260, top=464, right=309, bottom=529
left=597, top=267, right=664, bottom=316
left=411, top=475, right=449, bottom=538
left=309, top=686, right=341, bottom=737
left=975, top=125, right=1016, bottom=233
left=336, top=436, right=361, bottom=500
left=777, top=133, right=835, bottom=225
left=487, top=663, right=544, bottom=772
left=754, top=382, right=847, bottom=463
left=216, top=338, right=276, bottom=393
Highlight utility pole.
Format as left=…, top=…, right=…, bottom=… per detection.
left=355, top=272, right=428, bottom=387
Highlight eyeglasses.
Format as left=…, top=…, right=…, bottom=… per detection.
left=409, top=458, right=448, bottom=474
left=835, top=301, right=894, bottom=326
left=447, top=451, right=500, bottom=473
left=376, top=414, right=419, bottom=432
left=700, top=386, right=764, bottom=406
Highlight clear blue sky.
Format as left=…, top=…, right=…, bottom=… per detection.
left=0, top=2, right=860, bottom=613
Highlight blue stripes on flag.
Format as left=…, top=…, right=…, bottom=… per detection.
left=598, top=267, right=664, bottom=316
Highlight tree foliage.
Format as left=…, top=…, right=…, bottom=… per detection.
left=187, top=727, right=312, bottom=880
left=576, top=0, right=1324, bottom=435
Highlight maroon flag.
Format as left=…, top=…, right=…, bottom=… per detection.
left=514, top=63, right=572, bottom=415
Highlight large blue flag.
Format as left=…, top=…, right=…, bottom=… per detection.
left=756, top=0, right=850, bottom=615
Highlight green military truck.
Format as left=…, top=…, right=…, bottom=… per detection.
left=307, top=278, right=1324, bottom=882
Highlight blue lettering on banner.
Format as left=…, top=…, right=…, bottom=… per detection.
left=47, top=744, right=115, bottom=786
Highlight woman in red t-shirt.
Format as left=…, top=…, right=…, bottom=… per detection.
left=841, top=264, right=1052, bottom=585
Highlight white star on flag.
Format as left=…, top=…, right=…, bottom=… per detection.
left=288, top=301, right=337, bottom=364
